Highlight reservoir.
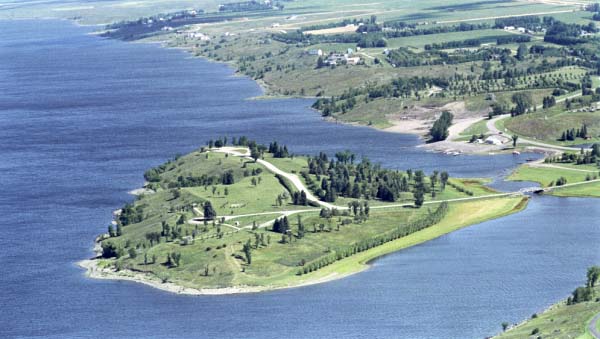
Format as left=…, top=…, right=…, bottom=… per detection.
left=1, top=19, right=598, bottom=339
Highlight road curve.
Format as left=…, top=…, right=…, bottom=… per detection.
left=485, top=92, right=591, bottom=152
left=212, top=147, right=336, bottom=209
left=589, top=313, right=600, bottom=339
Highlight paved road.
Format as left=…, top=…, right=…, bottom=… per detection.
left=589, top=313, right=600, bottom=339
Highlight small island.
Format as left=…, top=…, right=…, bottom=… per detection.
left=80, top=138, right=530, bottom=294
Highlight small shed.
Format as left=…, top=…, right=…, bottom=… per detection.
left=181, top=236, right=194, bottom=245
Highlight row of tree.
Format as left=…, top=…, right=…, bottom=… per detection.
left=559, top=124, right=589, bottom=141
left=297, top=202, right=449, bottom=275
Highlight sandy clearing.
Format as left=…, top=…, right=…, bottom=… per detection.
left=384, top=118, right=432, bottom=136
left=303, top=24, right=357, bottom=35
left=448, top=117, right=486, bottom=140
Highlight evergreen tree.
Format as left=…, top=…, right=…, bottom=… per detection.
left=203, top=201, right=217, bottom=220
left=243, top=240, right=252, bottom=264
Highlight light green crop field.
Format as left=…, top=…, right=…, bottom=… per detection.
left=0, top=0, right=573, bottom=25
left=385, top=29, right=515, bottom=50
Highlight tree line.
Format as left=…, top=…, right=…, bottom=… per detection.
left=297, top=202, right=449, bottom=275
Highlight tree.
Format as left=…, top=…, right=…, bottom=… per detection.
left=511, top=92, right=533, bottom=115
left=272, top=216, right=290, bottom=234
left=429, top=111, right=454, bottom=141
left=502, top=322, right=510, bottom=332
left=243, top=240, right=252, bottom=264
left=516, top=43, right=528, bottom=60
left=512, top=135, right=519, bottom=148
left=101, top=242, right=121, bottom=258
left=440, top=172, right=449, bottom=190
left=108, top=224, right=116, bottom=237
left=297, top=215, right=305, bottom=238
left=572, top=286, right=594, bottom=303
left=128, top=247, right=137, bottom=259
left=587, top=266, right=600, bottom=287
left=145, top=232, right=161, bottom=246
left=203, top=201, right=217, bottom=220
left=250, top=146, right=260, bottom=162
left=413, top=190, right=424, bottom=208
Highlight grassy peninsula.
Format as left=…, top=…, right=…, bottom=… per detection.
left=81, top=139, right=529, bottom=294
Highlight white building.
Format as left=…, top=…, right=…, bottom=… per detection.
left=485, top=135, right=504, bottom=145
left=346, top=56, right=361, bottom=65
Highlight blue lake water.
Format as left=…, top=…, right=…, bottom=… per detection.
left=1, top=19, right=599, bottom=339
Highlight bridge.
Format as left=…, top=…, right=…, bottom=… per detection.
left=519, top=187, right=547, bottom=194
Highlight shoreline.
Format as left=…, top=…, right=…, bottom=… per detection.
left=77, top=258, right=356, bottom=295
left=79, top=196, right=529, bottom=296
left=136, top=34, right=498, bottom=154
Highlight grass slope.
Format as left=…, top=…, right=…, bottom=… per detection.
left=495, top=286, right=600, bottom=339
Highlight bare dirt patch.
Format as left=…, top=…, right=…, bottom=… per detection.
left=303, top=24, right=358, bottom=35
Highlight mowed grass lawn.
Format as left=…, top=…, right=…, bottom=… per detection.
left=184, top=171, right=300, bottom=216
left=552, top=181, right=600, bottom=198
left=508, top=164, right=600, bottom=197
left=509, top=165, right=591, bottom=187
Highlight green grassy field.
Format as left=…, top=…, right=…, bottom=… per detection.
left=505, top=107, right=600, bottom=146
left=509, top=165, right=591, bottom=187
left=96, top=145, right=532, bottom=290
left=552, top=180, right=600, bottom=198
left=508, top=163, right=600, bottom=197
